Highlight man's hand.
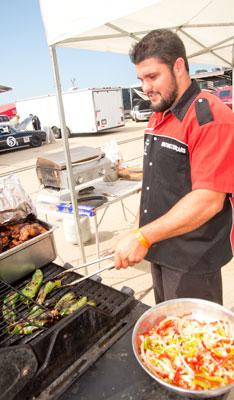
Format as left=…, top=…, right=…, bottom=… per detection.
left=113, top=231, right=148, bottom=270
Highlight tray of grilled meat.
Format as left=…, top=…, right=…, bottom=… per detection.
left=0, top=262, right=137, bottom=400
left=0, top=217, right=57, bottom=283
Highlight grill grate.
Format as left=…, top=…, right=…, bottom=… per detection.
left=0, top=262, right=135, bottom=348
left=0, top=279, right=53, bottom=347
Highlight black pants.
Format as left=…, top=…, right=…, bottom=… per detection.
left=151, top=263, right=223, bottom=305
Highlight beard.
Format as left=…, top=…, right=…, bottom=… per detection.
left=150, top=72, right=178, bottom=113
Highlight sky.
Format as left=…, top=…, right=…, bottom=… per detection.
left=0, top=0, right=221, bottom=107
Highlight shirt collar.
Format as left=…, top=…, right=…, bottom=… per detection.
left=170, top=80, right=201, bottom=121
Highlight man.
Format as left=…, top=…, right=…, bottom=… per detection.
left=113, top=29, right=234, bottom=305
left=32, top=115, right=41, bottom=131
left=9, top=114, right=20, bottom=127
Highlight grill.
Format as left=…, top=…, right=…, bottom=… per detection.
left=0, top=263, right=230, bottom=400
left=36, top=146, right=113, bottom=190
left=0, top=262, right=137, bottom=400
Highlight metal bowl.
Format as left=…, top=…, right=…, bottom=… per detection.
left=132, top=298, right=234, bottom=398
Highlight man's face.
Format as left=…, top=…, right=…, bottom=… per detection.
left=135, top=57, right=179, bottom=112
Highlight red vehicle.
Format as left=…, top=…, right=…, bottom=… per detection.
left=0, top=102, right=17, bottom=119
left=216, top=86, right=233, bottom=110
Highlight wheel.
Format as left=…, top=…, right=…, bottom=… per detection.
left=52, top=126, right=61, bottom=139
left=30, top=134, right=42, bottom=147
left=66, top=126, right=71, bottom=138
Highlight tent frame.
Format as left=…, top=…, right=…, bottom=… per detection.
left=50, top=45, right=86, bottom=264
left=44, top=3, right=233, bottom=265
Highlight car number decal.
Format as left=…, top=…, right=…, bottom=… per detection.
left=6, top=136, right=17, bottom=147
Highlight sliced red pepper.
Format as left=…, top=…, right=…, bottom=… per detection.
left=213, top=354, right=233, bottom=373
left=173, top=367, right=182, bottom=385
left=156, top=371, right=169, bottom=379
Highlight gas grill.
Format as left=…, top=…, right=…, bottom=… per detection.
left=0, top=262, right=138, bottom=400
left=0, top=263, right=230, bottom=400
left=36, top=146, right=114, bottom=190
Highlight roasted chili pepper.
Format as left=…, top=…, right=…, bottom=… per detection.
left=44, top=295, right=61, bottom=308
left=21, top=269, right=43, bottom=303
left=60, top=296, right=87, bottom=316
left=54, top=292, right=77, bottom=312
left=87, top=300, right=96, bottom=307
left=59, top=299, right=78, bottom=316
left=8, top=309, right=58, bottom=335
left=36, top=279, right=62, bottom=305
left=2, top=292, right=20, bottom=323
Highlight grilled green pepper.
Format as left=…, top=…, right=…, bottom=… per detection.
left=44, top=295, right=61, bottom=308
left=60, top=296, right=87, bottom=316
left=21, top=269, right=43, bottom=303
left=8, top=309, right=58, bottom=335
left=54, top=292, right=77, bottom=312
left=36, top=279, right=62, bottom=305
left=87, top=300, right=96, bottom=307
left=2, top=292, right=20, bottom=323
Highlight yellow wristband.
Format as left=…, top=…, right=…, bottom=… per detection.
left=134, top=229, right=152, bottom=249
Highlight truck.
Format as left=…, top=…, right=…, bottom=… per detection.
left=122, top=84, right=150, bottom=119
left=15, top=87, right=125, bottom=138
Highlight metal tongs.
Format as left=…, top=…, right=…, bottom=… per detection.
left=56, top=254, right=114, bottom=288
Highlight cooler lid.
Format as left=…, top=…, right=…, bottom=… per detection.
left=36, top=146, right=105, bottom=170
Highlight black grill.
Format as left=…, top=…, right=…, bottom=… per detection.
left=0, top=262, right=136, bottom=399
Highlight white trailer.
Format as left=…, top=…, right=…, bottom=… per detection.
left=15, top=87, right=125, bottom=138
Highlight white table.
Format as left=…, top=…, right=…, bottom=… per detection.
left=35, top=178, right=142, bottom=262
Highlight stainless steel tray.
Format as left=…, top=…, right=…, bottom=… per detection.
left=0, top=219, right=57, bottom=283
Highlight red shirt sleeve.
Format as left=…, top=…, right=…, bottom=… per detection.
left=189, top=121, right=234, bottom=194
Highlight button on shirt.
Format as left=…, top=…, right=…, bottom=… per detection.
left=140, top=81, right=234, bottom=274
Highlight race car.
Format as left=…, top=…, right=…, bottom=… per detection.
left=0, top=125, right=47, bottom=152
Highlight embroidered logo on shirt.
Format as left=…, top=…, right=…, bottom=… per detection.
left=161, top=141, right=186, bottom=154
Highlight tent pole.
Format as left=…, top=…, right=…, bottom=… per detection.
left=49, top=45, right=86, bottom=266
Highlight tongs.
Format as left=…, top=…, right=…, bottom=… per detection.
left=55, top=254, right=114, bottom=288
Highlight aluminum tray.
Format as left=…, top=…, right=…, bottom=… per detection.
left=0, top=219, right=57, bottom=283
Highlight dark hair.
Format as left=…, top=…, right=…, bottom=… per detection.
left=130, top=29, right=189, bottom=73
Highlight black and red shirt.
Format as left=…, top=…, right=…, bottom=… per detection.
left=140, top=80, right=234, bottom=274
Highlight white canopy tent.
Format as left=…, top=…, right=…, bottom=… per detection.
left=39, top=0, right=234, bottom=264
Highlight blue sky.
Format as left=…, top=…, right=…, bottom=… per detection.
left=0, top=0, right=219, bottom=106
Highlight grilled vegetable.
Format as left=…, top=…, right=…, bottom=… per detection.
left=2, top=292, right=20, bottom=323
left=54, top=292, right=77, bottom=312
left=8, top=309, right=59, bottom=335
left=36, top=280, right=62, bottom=305
left=87, top=300, right=96, bottom=307
left=60, top=296, right=87, bottom=316
left=21, top=269, right=43, bottom=303
left=26, top=305, right=45, bottom=319
left=44, top=295, right=61, bottom=308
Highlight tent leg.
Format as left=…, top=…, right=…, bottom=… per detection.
left=49, top=45, right=86, bottom=267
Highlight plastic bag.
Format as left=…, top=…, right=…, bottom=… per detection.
left=101, top=140, right=122, bottom=164
left=101, top=140, right=123, bottom=182
left=0, top=174, right=37, bottom=225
